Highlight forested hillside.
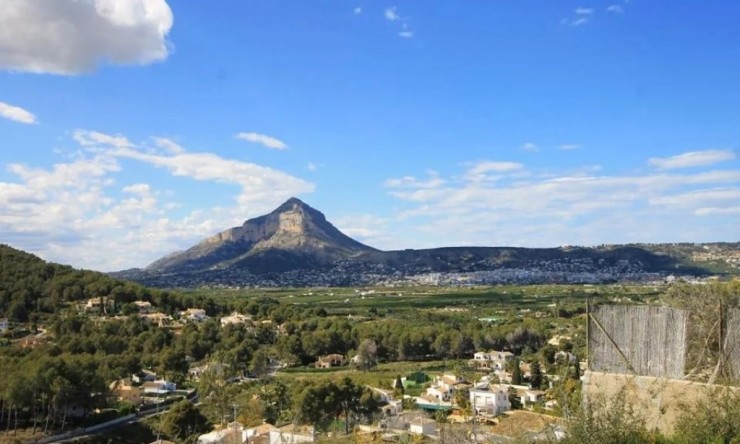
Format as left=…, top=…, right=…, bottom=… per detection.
left=0, top=244, right=218, bottom=322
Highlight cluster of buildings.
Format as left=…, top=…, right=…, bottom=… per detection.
left=408, top=348, right=567, bottom=421
left=77, top=299, right=269, bottom=330
left=109, top=369, right=181, bottom=406
left=196, top=423, right=314, bottom=444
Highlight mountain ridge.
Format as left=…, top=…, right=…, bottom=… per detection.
left=115, top=198, right=740, bottom=288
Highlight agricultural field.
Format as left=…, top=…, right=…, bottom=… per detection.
left=184, top=283, right=662, bottom=315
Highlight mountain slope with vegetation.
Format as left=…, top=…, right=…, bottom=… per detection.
left=115, top=198, right=739, bottom=288
left=0, top=244, right=183, bottom=322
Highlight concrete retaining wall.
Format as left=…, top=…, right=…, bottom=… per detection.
left=582, top=371, right=738, bottom=435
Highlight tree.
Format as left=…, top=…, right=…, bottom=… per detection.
left=454, top=388, right=470, bottom=410
left=159, top=400, right=210, bottom=443
left=295, top=379, right=380, bottom=434
left=570, top=356, right=581, bottom=381
left=337, top=377, right=365, bottom=434
left=541, top=344, right=557, bottom=365
left=260, top=381, right=291, bottom=424
left=434, top=409, right=448, bottom=424
left=295, top=381, right=337, bottom=431
left=530, top=361, right=544, bottom=389
left=249, top=348, right=271, bottom=379
left=393, top=375, right=404, bottom=398
left=562, top=389, right=653, bottom=444
left=159, top=349, right=188, bottom=384
left=673, top=387, right=740, bottom=444
left=354, top=339, right=378, bottom=371
left=511, top=358, right=523, bottom=385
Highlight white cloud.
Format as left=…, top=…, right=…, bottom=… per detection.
left=648, top=149, right=736, bottom=170
left=353, top=7, right=362, bottom=15
left=562, top=8, right=594, bottom=26
left=0, top=101, right=37, bottom=124
left=0, top=130, right=314, bottom=270
left=384, top=6, right=400, bottom=21
left=122, top=183, right=151, bottom=195
left=467, top=161, right=523, bottom=175
left=521, top=142, right=539, bottom=152
left=384, top=159, right=740, bottom=248
left=385, top=171, right=446, bottom=189
left=0, top=0, right=173, bottom=75
left=694, top=206, right=740, bottom=216
left=607, top=5, right=624, bottom=13
left=649, top=188, right=740, bottom=208
left=235, top=132, right=288, bottom=150
left=558, top=144, right=581, bottom=151
left=307, top=162, right=320, bottom=172
left=334, top=214, right=399, bottom=249
left=152, top=137, right=185, bottom=154
left=74, top=130, right=133, bottom=149
left=398, top=22, right=414, bottom=39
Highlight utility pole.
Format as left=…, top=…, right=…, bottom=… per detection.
left=232, top=403, right=239, bottom=444
left=586, top=298, right=590, bottom=372
left=471, top=378, right=477, bottom=444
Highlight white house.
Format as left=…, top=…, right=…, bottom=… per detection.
left=494, top=369, right=513, bottom=384
left=408, top=417, right=436, bottom=436
left=470, top=384, right=511, bottom=416
left=140, top=312, right=172, bottom=327
left=197, top=425, right=242, bottom=444
left=142, top=379, right=176, bottom=395
left=425, top=386, right=448, bottom=402
left=268, top=424, right=314, bottom=444
left=545, top=399, right=558, bottom=411
left=492, top=351, right=515, bottom=362
left=133, top=301, right=154, bottom=313
left=473, top=351, right=492, bottom=361
left=244, top=423, right=278, bottom=442
left=424, top=374, right=465, bottom=402
left=523, top=390, right=546, bottom=407
left=180, top=308, right=208, bottom=322
left=470, top=350, right=515, bottom=371
left=220, top=312, right=251, bottom=327
left=83, top=297, right=114, bottom=312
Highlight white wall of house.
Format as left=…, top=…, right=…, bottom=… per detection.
left=268, top=430, right=314, bottom=444
left=426, top=386, right=447, bottom=401
left=470, top=388, right=510, bottom=416
left=409, top=420, right=436, bottom=435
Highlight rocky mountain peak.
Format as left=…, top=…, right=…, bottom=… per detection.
left=145, top=197, right=375, bottom=273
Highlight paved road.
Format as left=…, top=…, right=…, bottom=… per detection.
left=46, top=392, right=198, bottom=444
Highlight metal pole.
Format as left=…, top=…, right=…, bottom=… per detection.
left=586, top=298, right=590, bottom=371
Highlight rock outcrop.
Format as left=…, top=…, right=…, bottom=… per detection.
left=146, top=197, right=375, bottom=273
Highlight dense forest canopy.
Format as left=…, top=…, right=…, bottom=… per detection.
left=0, top=244, right=226, bottom=321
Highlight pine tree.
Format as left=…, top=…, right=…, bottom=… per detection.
left=512, top=358, right=523, bottom=385
left=531, top=361, right=543, bottom=389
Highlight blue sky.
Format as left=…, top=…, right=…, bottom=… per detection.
left=1, top=0, right=739, bottom=271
